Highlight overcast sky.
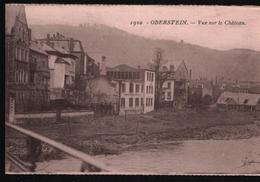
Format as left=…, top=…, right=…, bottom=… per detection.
left=24, top=5, right=260, bottom=51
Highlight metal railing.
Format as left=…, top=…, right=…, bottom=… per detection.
left=5, top=122, right=112, bottom=173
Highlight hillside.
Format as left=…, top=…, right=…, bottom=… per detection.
left=30, top=24, right=260, bottom=81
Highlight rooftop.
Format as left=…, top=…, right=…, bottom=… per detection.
left=29, top=41, right=48, bottom=56
left=217, top=91, right=260, bottom=106
left=5, top=5, right=27, bottom=34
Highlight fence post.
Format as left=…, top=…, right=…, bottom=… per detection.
left=9, top=95, right=16, bottom=123
left=25, top=137, right=42, bottom=172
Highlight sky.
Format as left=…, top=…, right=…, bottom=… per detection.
left=23, top=4, right=260, bottom=51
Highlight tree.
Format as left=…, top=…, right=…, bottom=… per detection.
left=202, top=94, right=213, bottom=105
left=85, top=78, right=96, bottom=103
left=149, top=48, right=173, bottom=110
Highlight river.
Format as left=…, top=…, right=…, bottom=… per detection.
left=36, top=137, right=260, bottom=174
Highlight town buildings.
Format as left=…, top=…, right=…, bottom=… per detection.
left=160, top=60, right=189, bottom=107
left=36, top=33, right=99, bottom=82
left=36, top=41, right=78, bottom=102
left=217, top=91, right=260, bottom=112
left=189, top=78, right=214, bottom=105
left=106, top=64, right=155, bottom=115
left=28, top=41, right=50, bottom=111
left=84, top=54, right=100, bottom=78
left=5, top=5, right=32, bottom=114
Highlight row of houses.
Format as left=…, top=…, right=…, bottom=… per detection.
left=5, top=5, right=100, bottom=115
left=5, top=5, right=191, bottom=118
left=188, top=77, right=260, bottom=111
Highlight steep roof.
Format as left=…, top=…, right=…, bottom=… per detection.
left=38, top=42, right=59, bottom=53
left=29, top=41, right=48, bottom=56
left=217, top=91, right=260, bottom=106
left=36, top=39, right=84, bottom=53
left=55, top=57, right=70, bottom=65
left=161, top=60, right=183, bottom=72
left=5, top=5, right=27, bottom=34
left=72, top=40, right=82, bottom=52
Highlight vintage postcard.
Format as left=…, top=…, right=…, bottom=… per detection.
left=5, top=4, right=260, bottom=175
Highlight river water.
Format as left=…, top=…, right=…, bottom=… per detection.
left=36, top=137, right=260, bottom=174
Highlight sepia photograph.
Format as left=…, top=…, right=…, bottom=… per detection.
left=4, top=4, right=260, bottom=174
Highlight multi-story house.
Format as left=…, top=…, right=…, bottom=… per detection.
left=84, top=54, right=100, bottom=78
left=161, top=60, right=189, bottom=107
left=28, top=41, right=50, bottom=111
left=38, top=41, right=77, bottom=101
left=36, top=33, right=88, bottom=81
left=5, top=5, right=31, bottom=113
left=106, top=64, right=155, bottom=115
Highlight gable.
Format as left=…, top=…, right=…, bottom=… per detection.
left=175, top=61, right=189, bottom=80
left=5, top=5, right=27, bottom=34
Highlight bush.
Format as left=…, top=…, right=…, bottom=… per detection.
left=202, top=94, right=213, bottom=105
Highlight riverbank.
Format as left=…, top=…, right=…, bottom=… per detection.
left=6, top=108, right=260, bottom=162
left=34, top=136, right=260, bottom=174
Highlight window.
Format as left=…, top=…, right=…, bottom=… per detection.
left=120, top=72, right=124, bottom=79
left=129, top=83, right=134, bottom=93
left=136, top=84, right=140, bottom=93
left=133, top=72, right=136, bottom=79
left=147, top=72, right=149, bottom=81
left=141, top=84, right=144, bottom=93
left=121, top=98, right=125, bottom=108
left=151, top=86, right=153, bottom=94
left=15, top=47, right=18, bottom=59
left=141, top=98, right=143, bottom=106
left=146, top=86, right=149, bottom=94
left=18, top=70, right=21, bottom=83
left=151, top=73, right=154, bottom=81
left=137, top=72, right=140, bottom=79
left=15, top=71, right=18, bottom=83
left=24, top=50, right=27, bottom=62
left=121, top=83, right=126, bottom=93
left=19, top=48, right=22, bottom=61
left=167, top=82, right=171, bottom=89
left=135, top=98, right=139, bottom=107
left=151, top=98, right=153, bottom=106
left=129, top=72, right=133, bottom=79
left=21, top=49, right=24, bottom=61
left=167, top=92, right=171, bottom=99
left=23, top=71, right=26, bottom=83
left=146, top=98, right=149, bottom=106
left=129, top=98, right=133, bottom=107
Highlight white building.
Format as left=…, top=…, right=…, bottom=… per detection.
left=106, top=64, right=155, bottom=115
left=39, top=42, right=77, bottom=100
left=161, top=60, right=189, bottom=106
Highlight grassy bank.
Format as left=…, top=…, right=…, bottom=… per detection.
left=6, top=108, right=260, bottom=161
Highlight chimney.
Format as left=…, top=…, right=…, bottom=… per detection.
left=170, top=65, right=175, bottom=72
left=69, top=38, right=74, bottom=51
left=83, top=54, right=87, bottom=75
left=56, top=32, right=59, bottom=39
left=100, top=56, right=106, bottom=75
left=189, top=69, right=192, bottom=80
left=97, top=62, right=100, bottom=71
left=28, top=28, right=31, bottom=41
left=46, top=33, right=50, bottom=44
